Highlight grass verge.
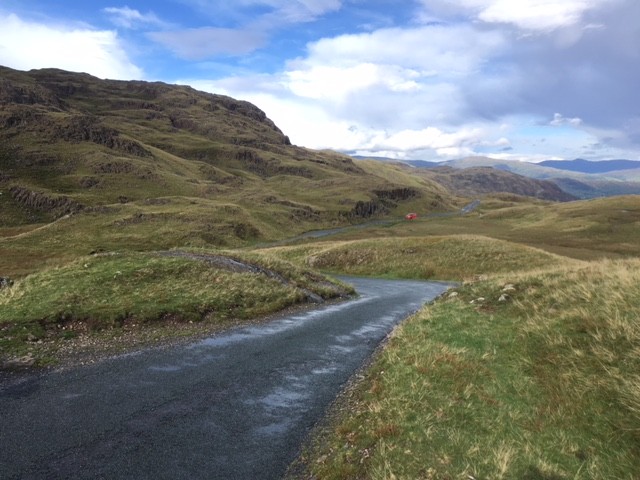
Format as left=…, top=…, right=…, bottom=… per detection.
left=297, top=258, right=640, bottom=479
left=0, top=250, right=352, bottom=367
left=262, top=235, right=580, bottom=281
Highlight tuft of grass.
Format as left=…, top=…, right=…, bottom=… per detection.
left=263, top=235, right=578, bottom=281
left=300, top=258, right=640, bottom=479
left=0, top=250, right=351, bottom=364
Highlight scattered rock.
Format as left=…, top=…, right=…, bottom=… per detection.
left=0, top=277, right=13, bottom=289
left=470, top=297, right=485, bottom=304
left=3, top=354, right=36, bottom=369
left=502, top=284, right=516, bottom=293
left=498, top=294, right=510, bottom=302
left=447, top=291, right=459, bottom=299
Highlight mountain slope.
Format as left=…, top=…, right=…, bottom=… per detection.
left=0, top=66, right=454, bottom=230
left=418, top=166, right=575, bottom=202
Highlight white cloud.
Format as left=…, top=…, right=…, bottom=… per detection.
left=252, top=0, right=342, bottom=23
left=475, top=0, right=594, bottom=31
left=146, top=0, right=343, bottom=60
left=148, top=28, right=267, bottom=59
left=285, top=63, right=421, bottom=101
left=103, top=6, right=168, bottom=29
left=300, top=25, right=504, bottom=74
left=184, top=0, right=342, bottom=25
left=421, top=0, right=613, bottom=31
left=370, top=127, right=485, bottom=153
left=0, top=13, right=142, bottom=79
left=177, top=22, right=508, bottom=158
left=550, top=113, right=583, bottom=126
left=276, top=24, right=504, bottom=129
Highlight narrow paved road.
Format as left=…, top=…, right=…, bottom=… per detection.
left=0, top=276, right=451, bottom=480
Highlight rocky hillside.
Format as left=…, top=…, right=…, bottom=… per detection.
left=422, top=166, right=576, bottom=202
left=0, top=66, right=453, bottom=243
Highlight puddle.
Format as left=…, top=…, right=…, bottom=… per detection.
left=254, top=419, right=294, bottom=437
left=311, top=366, right=337, bottom=375
left=328, top=344, right=357, bottom=355
left=259, top=388, right=308, bottom=410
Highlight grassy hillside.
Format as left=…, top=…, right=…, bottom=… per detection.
left=0, top=66, right=455, bottom=250
left=298, top=258, right=640, bottom=479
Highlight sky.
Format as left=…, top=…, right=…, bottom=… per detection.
left=0, top=0, right=638, bottom=162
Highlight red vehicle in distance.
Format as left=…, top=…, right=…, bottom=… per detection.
left=405, top=212, right=418, bottom=220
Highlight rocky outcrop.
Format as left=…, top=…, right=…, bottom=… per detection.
left=55, top=116, right=151, bottom=157
left=349, top=200, right=388, bottom=219
left=9, top=186, right=84, bottom=217
left=235, top=149, right=314, bottom=178
left=0, top=75, right=65, bottom=110
left=346, top=187, right=421, bottom=220
left=373, top=187, right=420, bottom=201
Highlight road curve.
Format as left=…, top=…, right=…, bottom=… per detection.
left=0, top=276, right=452, bottom=480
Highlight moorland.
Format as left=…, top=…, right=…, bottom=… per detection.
left=1, top=66, right=639, bottom=478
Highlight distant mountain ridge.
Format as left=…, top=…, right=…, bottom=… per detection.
left=352, top=156, right=573, bottom=201
left=539, top=159, right=640, bottom=174
left=384, top=156, right=640, bottom=199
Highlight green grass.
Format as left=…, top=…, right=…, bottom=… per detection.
left=0, top=196, right=300, bottom=278
left=262, top=235, right=579, bottom=281
left=299, top=259, right=640, bottom=479
left=0, top=250, right=352, bottom=364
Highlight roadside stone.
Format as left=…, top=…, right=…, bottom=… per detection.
left=0, top=277, right=13, bottom=289
left=447, top=291, right=459, bottom=299
left=3, top=354, right=36, bottom=369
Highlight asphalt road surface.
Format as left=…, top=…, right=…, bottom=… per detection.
left=0, top=276, right=451, bottom=480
